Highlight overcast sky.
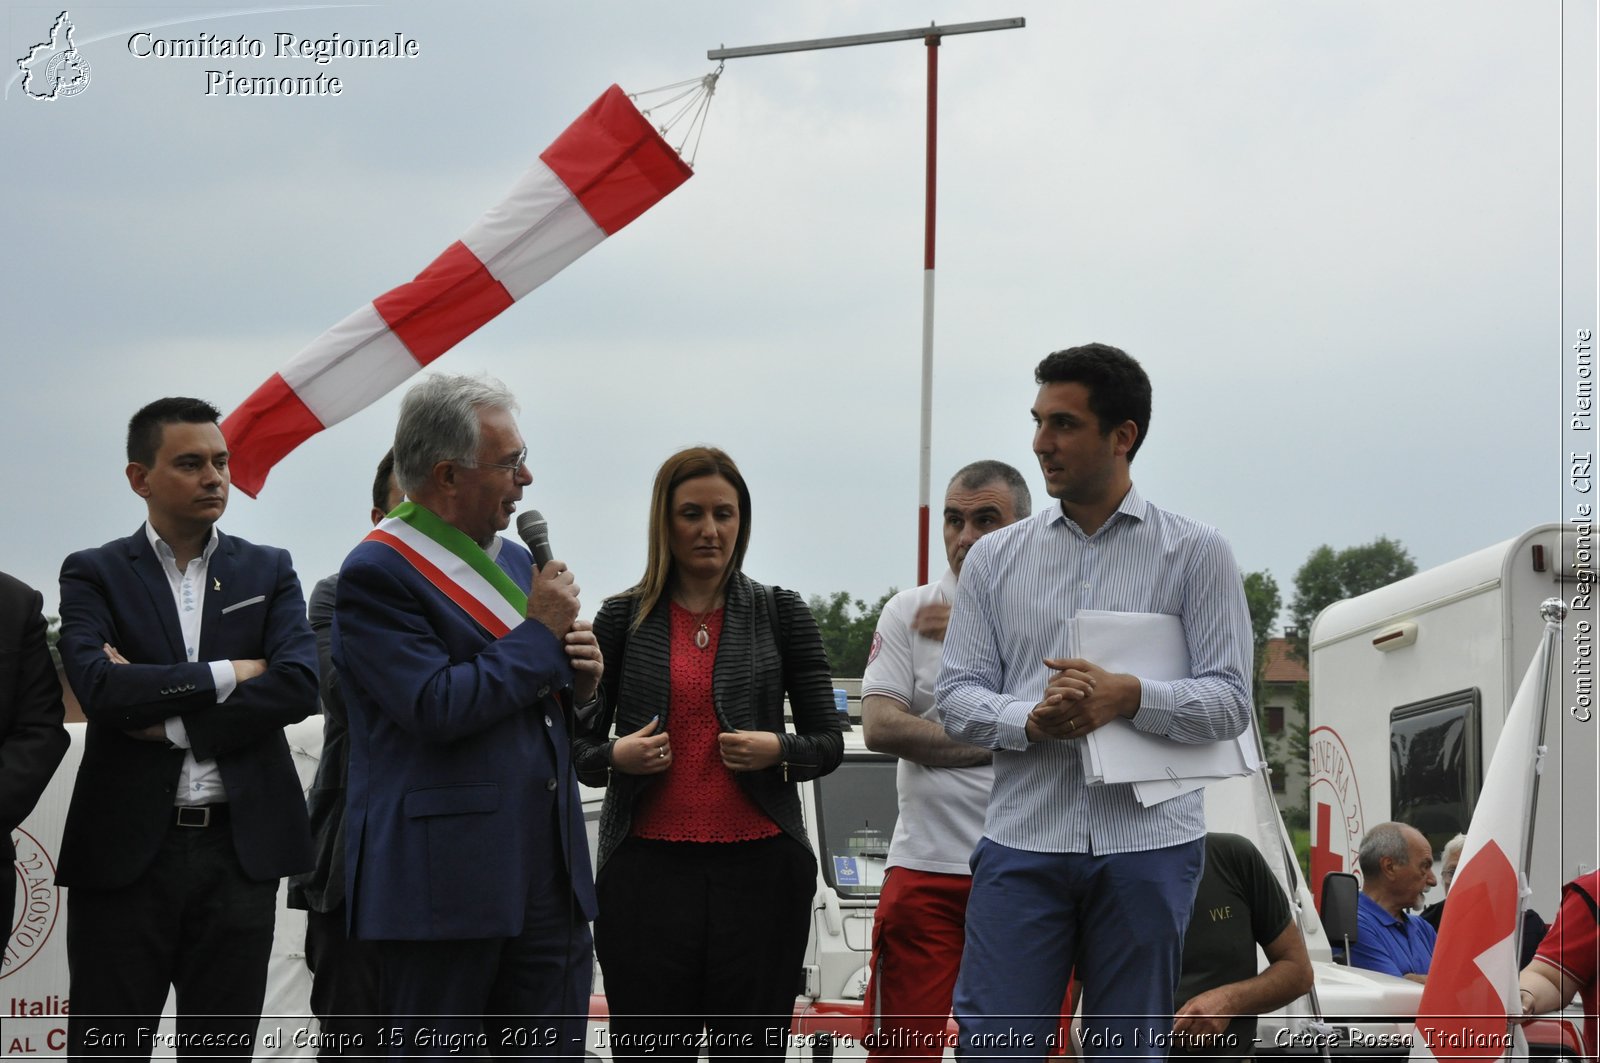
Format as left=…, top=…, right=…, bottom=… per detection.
left=2, top=0, right=1592, bottom=634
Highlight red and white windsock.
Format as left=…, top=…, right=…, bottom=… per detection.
left=1409, top=618, right=1557, bottom=1063
left=221, top=84, right=692, bottom=497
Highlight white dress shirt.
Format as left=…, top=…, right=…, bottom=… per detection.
left=146, top=522, right=238, bottom=806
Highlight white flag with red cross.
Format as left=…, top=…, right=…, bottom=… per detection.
left=1408, top=620, right=1556, bottom=1062
left=221, top=84, right=692, bottom=497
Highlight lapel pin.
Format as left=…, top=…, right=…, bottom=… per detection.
left=213, top=578, right=221, bottom=591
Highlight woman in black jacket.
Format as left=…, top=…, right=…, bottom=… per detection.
left=575, top=445, right=845, bottom=1062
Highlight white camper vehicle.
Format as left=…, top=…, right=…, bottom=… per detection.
left=1307, top=523, right=1596, bottom=921
left=1292, top=522, right=1596, bottom=1058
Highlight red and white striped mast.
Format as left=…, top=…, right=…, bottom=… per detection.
left=709, top=18, right=1025, bottom=585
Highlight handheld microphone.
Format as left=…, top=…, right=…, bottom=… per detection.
left=516, top=509, right=553, bottom=570
left=520, top=507, right=581, bottom=1043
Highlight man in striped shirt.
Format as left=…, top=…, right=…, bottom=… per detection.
left=938, top=344, right=1253, bottom=1060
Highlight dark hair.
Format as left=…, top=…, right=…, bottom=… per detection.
left=372, top=448, right=398, bottom=513
left=1034, top=343, right=1152, bottom=462
left=627, top=447, right=752, bottom=630
left=126, top=397, right=222, bottom=465
left=948, top=460, right=1032, bottom=518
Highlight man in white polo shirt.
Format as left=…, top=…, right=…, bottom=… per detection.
left=860, top=460, right=1031, bottom=1062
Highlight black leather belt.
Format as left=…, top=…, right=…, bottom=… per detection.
left=173, top=804, right=230, bottom=828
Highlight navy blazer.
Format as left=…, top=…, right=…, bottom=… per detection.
left=55, top=527, right=317, bottom=889
left=334, top=535, right=596, bottom=941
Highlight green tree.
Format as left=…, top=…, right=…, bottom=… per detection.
left=1287, top=536, right=1417, bottom=662
left=1242, top=569, right=1281, bottom=729
left=807, top=589, right=896, bottom=678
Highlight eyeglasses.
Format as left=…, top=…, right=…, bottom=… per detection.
left=457, top=447, right=528, bottom=474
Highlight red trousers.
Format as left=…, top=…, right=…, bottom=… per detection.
left=864, top=867, right=1073, bottom=1062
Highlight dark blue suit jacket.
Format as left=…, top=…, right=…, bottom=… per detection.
left=334, top=535, right=596, bottom=941
left=56, top=527, right=317, bottom=889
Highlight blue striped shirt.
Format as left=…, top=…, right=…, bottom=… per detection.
left=937, top=486, right=1252, bottom=855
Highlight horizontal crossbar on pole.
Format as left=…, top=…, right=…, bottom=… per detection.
left=707, top=17, right=1024, bottom=60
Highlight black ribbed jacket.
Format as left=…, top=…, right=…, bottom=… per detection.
left=574, top=572, right=846, bottom=873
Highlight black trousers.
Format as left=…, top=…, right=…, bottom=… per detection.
left=66, top=813, right=277, bottom=1062
left=304, top=904, right=383, bottom=1060
left=594, top=835, right=816, bottom=1063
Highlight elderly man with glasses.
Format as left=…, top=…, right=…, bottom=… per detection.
left=335, top=373, right=602, bottom=1060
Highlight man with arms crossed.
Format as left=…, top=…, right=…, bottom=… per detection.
left=335, top=374, right=600, bottom=1059
left=861, top=460, right=1030, bottom=1061
left=57, top=397, right=317, bottom=1060
left=939, top=344, right=1253, bottom=1060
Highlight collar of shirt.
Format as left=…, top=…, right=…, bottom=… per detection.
left=1043, top=484, right=1148, bottom=539
left=145, top=521, right=220, bottom=577
left=1361, top=890, right=1414, bottom=929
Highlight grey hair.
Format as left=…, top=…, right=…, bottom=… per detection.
left=392, top=373, right=519, bottom=496
left=1441, top=833, right=1467, bottom=864
left=948, top=459, right=1032, bottom=518
left=1357, top=822, right=1415, bottom=878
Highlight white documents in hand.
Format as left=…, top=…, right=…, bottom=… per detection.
left=1071, top=609, right=1259, bottom=806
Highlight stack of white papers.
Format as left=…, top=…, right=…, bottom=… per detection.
left=1071, top=610, right=1261, bottom=806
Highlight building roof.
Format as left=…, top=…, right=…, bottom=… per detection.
left=1263, top=637, right=1308, bottom=683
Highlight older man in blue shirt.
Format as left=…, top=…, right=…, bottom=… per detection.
left=939, top=344, right=1253, bottom=1061
left=1350, top=822, right=1438, bottom=983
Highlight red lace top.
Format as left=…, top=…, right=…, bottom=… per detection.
left=630, top=602, right=782, bottom=843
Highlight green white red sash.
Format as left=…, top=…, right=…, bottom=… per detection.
left=364, top=501, right=526, bottom=638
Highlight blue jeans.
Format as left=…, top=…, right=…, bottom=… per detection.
left=952, top=836, right=1205, bottom=1062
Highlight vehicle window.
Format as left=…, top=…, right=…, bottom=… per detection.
left=814, top=755, right=898, bottom=898
left=1390, top=689, right=1482, bottom=856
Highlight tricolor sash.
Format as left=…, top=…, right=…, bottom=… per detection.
left=364, top=501, right=526, bottom=638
